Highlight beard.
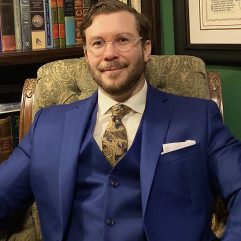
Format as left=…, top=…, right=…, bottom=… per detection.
left=88, top=53, right=146, bottom=97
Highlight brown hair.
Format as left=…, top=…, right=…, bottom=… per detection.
left=80, top=0, right=151, bottom=44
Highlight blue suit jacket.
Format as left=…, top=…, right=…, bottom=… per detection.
left=0, top=85, right=241, bottom=241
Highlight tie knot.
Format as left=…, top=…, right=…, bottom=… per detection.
left=111, top=104, right=130, bottom=119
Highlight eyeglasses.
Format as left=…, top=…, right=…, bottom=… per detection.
left=84, top=34, right=143, bottom=56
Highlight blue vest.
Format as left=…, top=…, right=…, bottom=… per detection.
left=66, top=110, right=147, bottom=241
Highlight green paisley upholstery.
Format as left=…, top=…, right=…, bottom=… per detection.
left=33, top=55, right=209, bottom=117
left=7, top=204, right=41, bottom=241
left=6, top=55, right=219, bottom=241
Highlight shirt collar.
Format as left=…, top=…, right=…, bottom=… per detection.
left=97, top=80, right=147, bottom=115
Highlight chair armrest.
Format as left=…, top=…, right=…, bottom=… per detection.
left=19, top=79, right=37, bottom=141
left=207, top=71, right=224, bottom=119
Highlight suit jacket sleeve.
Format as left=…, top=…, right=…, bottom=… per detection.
left=0, top=110, right=43, bottom=226
left=207, top=101, right=241, bottom=240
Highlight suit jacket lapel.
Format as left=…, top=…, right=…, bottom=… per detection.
left=140, top=85, right=173, bottom=215
left=58, top=92, right=97, bottom=237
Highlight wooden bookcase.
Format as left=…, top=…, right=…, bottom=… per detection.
left=0, top=0, right=161, bottom=103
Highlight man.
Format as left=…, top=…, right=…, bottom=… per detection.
left=0, top=1, right=241, bottom=240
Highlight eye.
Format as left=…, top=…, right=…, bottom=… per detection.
left=90, top=39, right=105, bottom=48
left=115, top=36, right=130, bottom=45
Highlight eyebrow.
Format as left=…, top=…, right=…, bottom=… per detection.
left=88, top=33, right=135, bottom=40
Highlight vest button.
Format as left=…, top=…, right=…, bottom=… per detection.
left=111, top=179, right=119, bottom=188
left=106, top=218, right=115, bottom=226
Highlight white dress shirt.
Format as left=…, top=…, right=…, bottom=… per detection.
left=93, top=81, right=147, bottom=150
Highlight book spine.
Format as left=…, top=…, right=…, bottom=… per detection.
left=0, top=102, right=21, bottom=113
left=83, top=0, right=90, bottom=16
left=0, top=116, right=13, bottom=164
left=64, top=0, right=75, bottom=46
left=131, top=0, right=141, bottom=12
left=90, top=0, right=97, bottom=6
left=20, top=0, right=32, bottom=50
left=0, top=0, right=16, bottom=51
left=10, top=113, right=20, bottom=149
left=82, top=0, right=90, bottom=38
left=50, top=0, right=59, bottom=47
left=13, top=0, right=23, bottom=50
left=74, top=0, right=83, bottom=46
left=44, top=0, right=53, bottom=48
left=122, top=0, right=128, bottom=4
left=30, top=0, right=46, bottom=49
left=57, top=0, right=66, bottom=47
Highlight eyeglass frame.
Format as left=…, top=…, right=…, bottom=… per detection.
left=83, top=34, right=143, bottom=56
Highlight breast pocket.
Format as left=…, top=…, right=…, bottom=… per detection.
left=160, top=143, right=203, bottom=166
left=151, top=143, right=212, bottom=215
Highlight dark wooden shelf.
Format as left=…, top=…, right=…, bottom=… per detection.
left=0, top=46, right=84, bottom=66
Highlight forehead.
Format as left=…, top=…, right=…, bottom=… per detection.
left=85, top=11, right=139, bottom=39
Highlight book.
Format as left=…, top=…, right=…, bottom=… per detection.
left=120, top=0, right=128, bottom=4
left=57, top=0, right=66, bottom=47
left=0, top=0, right=16, bottom=51
left=10, top=112, right=20, bottom=149
left=13, top=0, right=23, bottom=50
left=44, top=0, right=53, bottom=48
left=131, top=0, right=141, bottom=12
left=82, top=0, right=91, bottom=41
left=20, top=0, right=32, bottom=50
left=0, top=116, right=13, bottom=164
left=74, top=0, right=83, bottom=45
left=90, top=0, right=97, bottom=5
left=0, top=102, right=21, bottom=163
left=0, top=102, right=21, bottom=114
left=64, top=0, right=75, bottom=46
left=83, top=0, right=91, bottom=16
left=30, top=0, right=46, bottom=49
left=50, top=0, right=59, bottom=47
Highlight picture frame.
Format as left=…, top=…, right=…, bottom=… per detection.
left=173, top=0, right=241, bottom=65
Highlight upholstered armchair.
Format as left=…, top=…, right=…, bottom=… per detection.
left=6, top=55, right=225, bottom=241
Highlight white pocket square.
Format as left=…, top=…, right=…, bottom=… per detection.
left=161, top=140, right=196, bottom=154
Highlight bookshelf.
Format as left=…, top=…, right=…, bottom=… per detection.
left=0, top=0, right=161, bottom=102
left=0, top=47, right=84, bottom=102
left=0, top=47, right=84, bottom=65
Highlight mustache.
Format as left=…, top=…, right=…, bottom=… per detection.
left=98, top=60, right=128, bottom=72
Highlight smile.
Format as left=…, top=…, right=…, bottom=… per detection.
left=104, top=67, right=124, bottom=72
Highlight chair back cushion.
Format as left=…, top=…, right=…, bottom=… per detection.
left=34, top=55, right=209, bottom=117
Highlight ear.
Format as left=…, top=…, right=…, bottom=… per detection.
left=84, top=49, right=89, bottom=63
left=143, top=40, right=152, bottom=63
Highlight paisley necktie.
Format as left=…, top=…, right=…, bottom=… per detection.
left=102, top=104, right=130, bottom=166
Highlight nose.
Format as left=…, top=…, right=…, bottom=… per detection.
left=103, top=41, right=119, bottom=60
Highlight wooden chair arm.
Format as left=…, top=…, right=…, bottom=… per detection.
left=19, top=78, right=37, bottom=141
left=207, top=71, right=224, bottom=119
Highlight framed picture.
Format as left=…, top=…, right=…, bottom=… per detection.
left=173, top=0, right=241, bottom=65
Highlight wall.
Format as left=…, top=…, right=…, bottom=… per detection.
left=160, top=0, right=241, bottom=140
